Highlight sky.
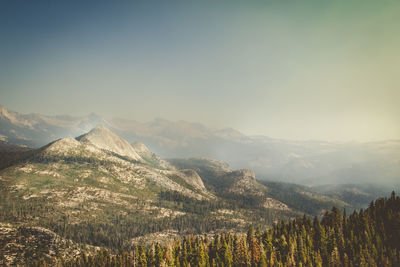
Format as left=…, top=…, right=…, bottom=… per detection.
left=1, top=1, right=399, bottom=142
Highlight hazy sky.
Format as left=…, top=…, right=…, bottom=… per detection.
left=1, top=1, right=399, bottom=141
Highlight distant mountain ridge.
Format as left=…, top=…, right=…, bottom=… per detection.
left=1, top=105, right=399, bottom=187
left=0, top=105, right=107, bottom=147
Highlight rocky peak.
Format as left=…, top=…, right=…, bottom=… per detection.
left=77, top=125, right=142, bottom=161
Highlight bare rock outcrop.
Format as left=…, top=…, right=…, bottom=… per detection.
left=77, top=125, right=142, bottom=161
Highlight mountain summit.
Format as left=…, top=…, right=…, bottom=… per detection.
left=77, top=125, right=142, bottom=161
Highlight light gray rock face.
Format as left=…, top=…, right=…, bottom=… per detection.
left=179, top=169, right=206, bottom=191
left=223, top=169, right=259, bottom=194
left=77, top=125, right=143, bottom=161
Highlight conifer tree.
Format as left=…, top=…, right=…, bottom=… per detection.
left=138, top=245, right=147, bottom=267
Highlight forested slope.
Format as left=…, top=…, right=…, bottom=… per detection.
left=31, top=192, right=400, bottom=266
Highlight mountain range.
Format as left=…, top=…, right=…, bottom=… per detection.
left=0, top=124, right=355, bottom=264
left=0, top=121, right=397, bottom=264
left=1, top=105, right=399, bottom=188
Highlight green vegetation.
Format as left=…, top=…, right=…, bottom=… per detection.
left=0, top=152, right=299, bottom=251
left=0, top=161, right=298, bottom=250
left=30, top=192, right=400, bottom=266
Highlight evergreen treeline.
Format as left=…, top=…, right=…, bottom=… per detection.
left=35, top=192, right=400, bottom=266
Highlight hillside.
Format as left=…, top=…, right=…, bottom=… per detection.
left=0, top=224, right=97, bottom=266
left=312, top=183, right=400, bottom=210
left=0, top=141, right=32, bottom=170
left=0, top=126, right=301, bottom=254
left=8, top=193, right=400, bottom=266
left=169, top=158, right=349, bottom=215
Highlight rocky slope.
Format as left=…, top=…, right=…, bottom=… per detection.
left=77, top=126, right=143, bottom=161
left=168, top=158, right=350, bottom=215
left=132, top=141, right=174, bottom=170
left=0, top=223, right=96, bottom=266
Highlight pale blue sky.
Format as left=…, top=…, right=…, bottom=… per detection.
left=1, top=1, right=399, bottom=141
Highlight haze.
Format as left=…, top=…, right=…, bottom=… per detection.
left=1, top=1, right=399, bottom=142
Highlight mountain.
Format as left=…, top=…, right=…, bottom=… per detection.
left=1, top=105, right=399, bottom=188
left=1, top=126, right=396, bottom=265
left=168, top=158, right=288, bottom=210
left=0, top=126, right=309, bottom=255
left=0, top=105, right=109, bottom=147
left=168, top=158, right=349, bottom=215
left=76, top=125, right=143, bottom=161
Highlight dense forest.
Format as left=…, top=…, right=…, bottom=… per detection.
left=32, top=192, right=399, bottom=266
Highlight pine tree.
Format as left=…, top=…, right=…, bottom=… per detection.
left=138, top=245, right=147, bottom=267
left=221, top=239, right=232, bottom=267
left=233, top=235, right=247, bottom=266
left=192, top=238, right=207, bottom=267
left=155, top=243, right=164, bottom=266
left=247, top=227, right=260, bottom=266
